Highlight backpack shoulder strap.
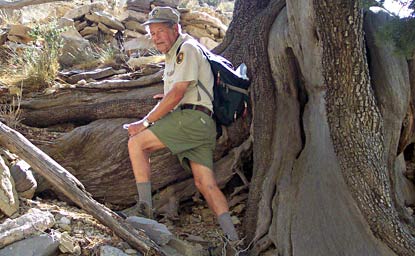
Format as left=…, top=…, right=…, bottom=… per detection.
left=175, top=41, right=213, bottom=101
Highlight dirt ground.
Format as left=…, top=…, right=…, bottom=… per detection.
left=4, top=192, right=245, bottom=255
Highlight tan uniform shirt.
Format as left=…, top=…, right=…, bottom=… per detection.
left=164, top=34, right=214, bottom=111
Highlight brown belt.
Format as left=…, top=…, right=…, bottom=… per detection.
left=180, top=104, right=213, bottom=117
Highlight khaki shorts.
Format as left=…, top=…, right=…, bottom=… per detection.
left=149, top=109, right=216, bottom=172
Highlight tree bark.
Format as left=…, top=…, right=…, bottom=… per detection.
left=0, top=122, right=165, bottom=255
left=316, top=1, right=415, bottom=254
left=221, top=0, right=415, bottom=255
left=20, top=85, right=162, bottom=127
left=32, top=116, right=249, bottom=208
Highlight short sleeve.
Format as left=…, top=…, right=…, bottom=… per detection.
left=171, top=43, right=200, bottom=85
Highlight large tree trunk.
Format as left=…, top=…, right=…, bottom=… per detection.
left=220, top=0, right=415, bottom=255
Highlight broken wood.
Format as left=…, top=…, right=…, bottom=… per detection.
left=61, top=67, right=127, bottom=84
left=20, top=84, right=163, bottom=127
left=0, top=122, right=165, bottom=255
left=33, top=117, right=250, bottom=207
left=78, top=70, right=163, bottom=89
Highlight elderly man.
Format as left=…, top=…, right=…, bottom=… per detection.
left=124, top=6, right=240, bottom=243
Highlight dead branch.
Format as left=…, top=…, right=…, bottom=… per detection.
left=0, top=122, right=166, bottom=255
left=78, top=70, right=163, bottom=90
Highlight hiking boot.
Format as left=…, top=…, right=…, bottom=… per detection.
left=117, top=202, right=154, bottom=219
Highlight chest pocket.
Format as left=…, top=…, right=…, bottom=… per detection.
left=165, top=61, right=176, bottom=77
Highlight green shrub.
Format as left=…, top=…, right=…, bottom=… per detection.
left=376, top=16, right=415, bottom=58
left=22, top=22, right=66, bottom=88
left=0, top=21, right=67, bottom=90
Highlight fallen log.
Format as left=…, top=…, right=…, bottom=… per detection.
left=0, top=122, right=166, bottom=255
left=78, top=70, right=163, bottom=89
left=61, top=67, right=127, bottom=84
left=20, top=84, right=163, bottom=127
left=36, top=117, right=251, bottom=207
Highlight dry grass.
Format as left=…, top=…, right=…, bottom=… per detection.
left=71, top=43, right=121, bottom=70
left=0, top=89, right=22, bottom=128
left=0, top=9, right=21, bottom=27
left=0, top=22, right=64, bottom=91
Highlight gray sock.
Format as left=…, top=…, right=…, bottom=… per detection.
left=218, top=212, right=239, bottom=241
left=136, top=182, right=152, bottom=209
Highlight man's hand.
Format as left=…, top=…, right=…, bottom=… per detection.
left=124, top=120, right=147, bottom=137
left=153, top=94, right=164, bottom=99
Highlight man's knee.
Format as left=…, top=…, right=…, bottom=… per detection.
left=194, top=177, right=203, bottom=191
left=128, top=133, right=146, bottom=152
left=193, top=175, right=218, bottom=194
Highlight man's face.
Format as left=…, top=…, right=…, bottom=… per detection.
left=149, top=23, right=179, bottom=54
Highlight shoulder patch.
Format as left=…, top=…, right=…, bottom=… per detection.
left=176, top=52, right=184, bottom=64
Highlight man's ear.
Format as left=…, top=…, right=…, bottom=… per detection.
left=173, top=24, right=180, bottom=34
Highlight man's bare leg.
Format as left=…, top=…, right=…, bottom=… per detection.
left=127, top=129, right=165, bottom=217
left=190, top=161, right=239, bottom=241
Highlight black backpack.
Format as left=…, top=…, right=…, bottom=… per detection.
left=176, top=43, right=250, bottom=131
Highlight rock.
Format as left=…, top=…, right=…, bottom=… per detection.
left=124, top=30, right=144, bottom=38
left=185, top=234, right=207, bottom=243
left=7, top=24, right=32, bottom=44
left=0, top=149, right=17, bottom=164
left=80, top=26, right=99, bottom=37
left=85, top=11, right=125, bottom=31
left=59, top=28, right=93, bottom=68
left=126, top=216, right=173, bottom=245
left=64, top=3, right=106, bottom=20
left=0, top=234, right=59, bottom=256
left=6, top=35, right=25, bottom=44
left=195, top=6, right=230, bottom=26
left=0, top=30, right=7, bottom=45
left=165, top=237, right=206, bottom=256
left=123, top=36, right=153, bottom=52
left=124, top=248, right=139, bottom=255
left=181, top=11, right=228, bottom=33
left=75, top=20, right=88, bottom=32
left=0, top=208, right=55, bottom=248
left=58, top=17, right=75, bottom=29
left=57, top=232, right=81, bottom=255
left=10, top=160, right=37, bottom=199
left=58, top=216, right=71, bottom=225
left=199, top=37, right=218, bottom=50
left=206, top=26, right=220, bottom=37
left=100, top=245, right=130, bottom=256
left=151, top=0, right=181, bottom=8
left=231, top=215, right=240, bottom=225
left=98, top=23, right=117, bottom=35
left=0, top=157, right=18, bottom=217
left=119, top=10, right=148, bottom=23
left=185, top=25, right=215, bottom=41
left=126, top=0, right=151, bottom=12
left=124, top=20, right=146, bottom=34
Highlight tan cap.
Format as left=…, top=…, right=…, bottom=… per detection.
left=143, top=6, right=180, bottom=25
